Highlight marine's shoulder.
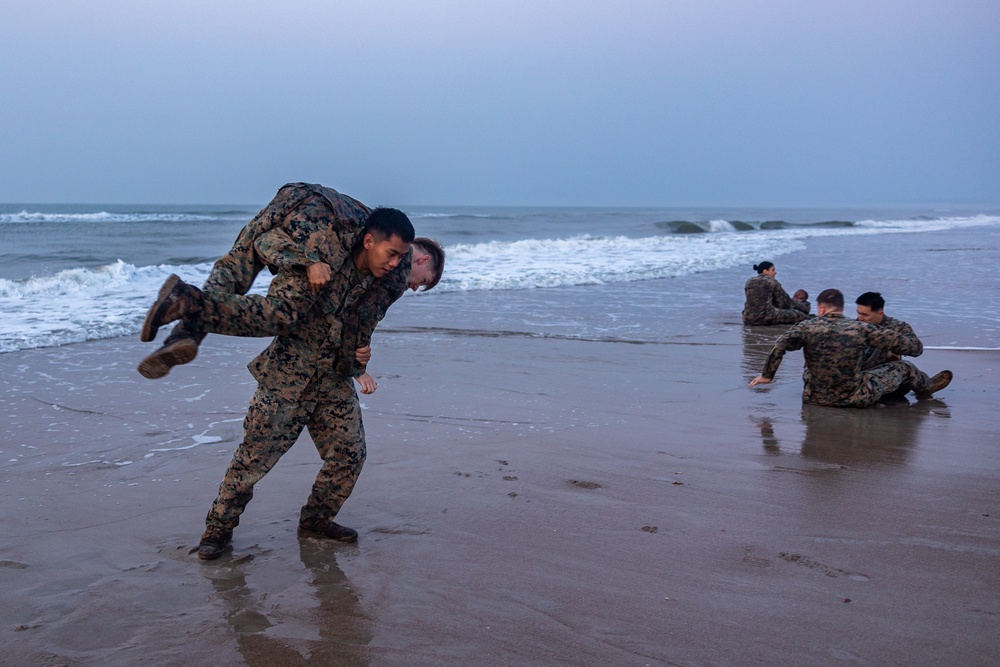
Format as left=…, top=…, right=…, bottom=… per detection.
left=803, top=313, right=870, bottom=332
left=880, top=314, right=910, bottom=329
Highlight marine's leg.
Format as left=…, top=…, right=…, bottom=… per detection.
left=137, top=255, right=266, bottom=378
left=847, top=360, right=928, bottom=407
left=193, top=270, right=318, bottom=338
left=770, top=308, right=811, bottom=324
left=204, top=387, right=313, bottom=531
left=890, top=360, right=931, bottom=396
left=298, top=381, right=366, bottom=541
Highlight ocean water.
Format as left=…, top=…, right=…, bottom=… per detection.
left=1, top=201, right=999, bottom=354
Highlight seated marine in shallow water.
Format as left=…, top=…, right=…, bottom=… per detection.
left=742, top=261, right=811, bottom=325
left=854, top=291, right=924, bottom=371
left=749, top=288, right=952, bottom=407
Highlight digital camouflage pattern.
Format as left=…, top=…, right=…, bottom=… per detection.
left=247, top=248, right=410, bottom=401
left=860, top=314, right=921, bottom=370
left=761, top=313, right=932, bottom=408
left=742, top=274, right=811, bottom=325
left=335, top=262, right=410, bottom=377
left=164, top=183, right=370, bottom=345
left=205, top=249, right=410, bottom=530
left=193, top=183, right=413, bottom=531
left=206, top=378, right=366, bottom=529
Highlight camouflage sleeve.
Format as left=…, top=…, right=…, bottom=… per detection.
left=254, top=227, right=323, bottom=272
left=793, top=299, right=810, bottom=314
left=357, top=256, right=410, bottom=350
left=337, top=252, right=411, bottom=378
left=772, top=282, right=794, bottom=310
left=761, top=326, right=806, bottom=379
left=869, top=321, right=923, bottom=357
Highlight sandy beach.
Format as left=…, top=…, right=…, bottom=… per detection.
left=2, top=296, right=998, bottom=666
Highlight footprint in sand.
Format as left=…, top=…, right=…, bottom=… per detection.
left=779, top=552, right=870, bottom=580
left=0, top=560, right=29, bottom=569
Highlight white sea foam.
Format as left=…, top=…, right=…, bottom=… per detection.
left=0, top=261, right=270, bottom=353
left=1, top=213, right=998, bottom=353
left=442, top=233, right=803, bottom=291
left=853, top=214, right=1000, bottom=232
left=0, top=211, right=225, bottom=224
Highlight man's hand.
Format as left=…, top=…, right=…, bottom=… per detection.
left=355, top=346, right=372, bottom=365
left=355, top=372, right=378, bottom=394
left=749, top=376, right=772, bottom=388
left=306, top=262, right=332, bottom=294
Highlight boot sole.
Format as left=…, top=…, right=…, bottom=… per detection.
left=140, top=274, right=181, bottom=342
left=297, top=527, right=359, bottom=543
left=137, top=338, right=199, bottom=379
left=917, top=370, right=953, bottom=399
left=197, top=543, right=231, bottom=560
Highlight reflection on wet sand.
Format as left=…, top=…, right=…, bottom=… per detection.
left=740, top=325, right=790, bottom=381
left=204, top=539, right=373, bottom=666
left=752, top=399, right=951, bottom=467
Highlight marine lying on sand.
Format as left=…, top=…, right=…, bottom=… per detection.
left=749, top=288, right=953, bottom=408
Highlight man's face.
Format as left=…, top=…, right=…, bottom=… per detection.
left=856, top=304, right=884, bottom=324
left=361, top=233, right=411, bottom=278
left=407, top=255, right=435, bottom=291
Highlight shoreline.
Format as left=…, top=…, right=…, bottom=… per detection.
left=1, top=320, right=997, bottom=665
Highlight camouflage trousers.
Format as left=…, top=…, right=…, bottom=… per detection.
left=744, top=308, right=811, bottom=326
left=190, top=270, right=318, bottom=338
left=805, top=360, right=931, bottom=408
left=205, top=379, right=366, bottom=530
left=166, top=190, right=330, bottom=344
left=164, top=250, right=265, bottom=345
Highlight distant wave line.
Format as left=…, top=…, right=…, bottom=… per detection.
left=0, top=211, right=237, bottom=224
left=378, top=325, right=730, bottom=345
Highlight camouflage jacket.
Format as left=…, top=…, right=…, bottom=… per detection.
left=860, top=315, right=921, bottom=370
left=248, top=248, right=411, bottom=401
left=742, top=274, right=810, bottom=325
left=761, top=312, right=923, bottom=406
left=334, top=259, right=409, bottom=378
left=234, top=183, right=412, bottom=397
left=252, top=183, right=371, bottom=273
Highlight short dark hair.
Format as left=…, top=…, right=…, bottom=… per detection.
left=855, top=291, right=885, bottom=311
left=365, top=207, right=415, bottom=243
left=753, top=261, right=774, bottom=274
left=817, top=288, right=844, bottom=309
left=412, top=237, right=445, bottom=291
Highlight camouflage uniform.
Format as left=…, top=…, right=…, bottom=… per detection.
left=761, top=313, right=932, bottom=408
left=860, top=314, right=921, bottom=370
left=742, top=274, right=811, bottom=325
left=164, top=183, right=370, bottom=345
left=205, top=247, right=411, bottom=530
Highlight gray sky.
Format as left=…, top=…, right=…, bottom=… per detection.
left=2, top=0, right=998, bottom=207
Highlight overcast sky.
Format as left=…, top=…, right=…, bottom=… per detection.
left=2, top=1, right=998, bottom=207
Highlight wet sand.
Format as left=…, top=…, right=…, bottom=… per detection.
left=1, top=319, right=998, bottom=667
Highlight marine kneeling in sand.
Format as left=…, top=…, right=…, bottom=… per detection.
left=749, top=288, right=952, bottom=407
